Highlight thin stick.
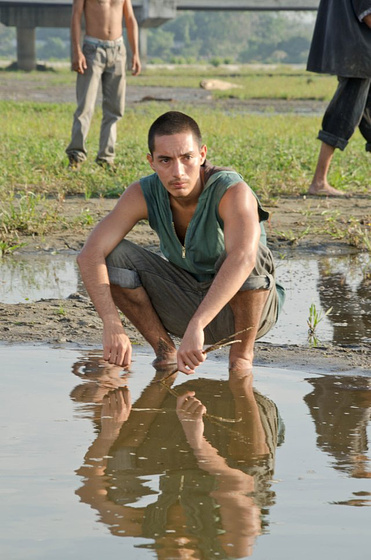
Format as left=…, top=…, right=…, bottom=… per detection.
left=203, top=326, right=253, bottom=354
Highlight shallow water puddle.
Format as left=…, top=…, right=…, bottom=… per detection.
left=1, top=251, right=370, bottom=346
left=0, top=346, right=370, bottom=560
left=265, top=251, right=371, bottom=346
left=0, top=253, right=79, bottom=303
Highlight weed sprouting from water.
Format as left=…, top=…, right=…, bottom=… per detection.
left=307, top=303, right=333, bottom=347
left=0, top=240, right=25, bottom=257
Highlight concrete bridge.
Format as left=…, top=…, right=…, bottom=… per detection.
left=0, top=0, right=320, bottom=70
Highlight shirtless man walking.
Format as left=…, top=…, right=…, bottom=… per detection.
left=66, top=0, right=141, bottom=169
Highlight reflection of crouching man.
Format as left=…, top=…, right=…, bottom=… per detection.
left=77, top=111, right=285, bottom=374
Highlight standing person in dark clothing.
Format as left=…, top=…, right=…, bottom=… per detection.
left=307, top=0, right=371, bottom=196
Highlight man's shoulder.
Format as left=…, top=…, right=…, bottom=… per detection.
left=203, top=160, right=235, bottom=177
left=139, top=173, right=165, bottom=202
left=139, top=172, right=159, bottom=187
left=203, top=160, right=243, bottom=185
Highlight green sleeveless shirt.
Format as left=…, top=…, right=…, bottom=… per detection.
left=140, top=163, right=269, bottom=283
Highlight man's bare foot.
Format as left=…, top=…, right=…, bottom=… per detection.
left=308, top=182, right=349, bottom=197
left=152, top=354, right=177, bottom=368
left=152, top=337, right=177, bottom=368
left=229, top=356, right=253, bottom=376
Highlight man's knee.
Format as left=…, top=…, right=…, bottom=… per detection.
left=106, top=239, right=137, bottom=267
left=240, top=243, right=276, bottom=292
left=106, top=240, right=142, bottom=289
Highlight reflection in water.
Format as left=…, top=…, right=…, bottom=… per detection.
left=304, top=374, right=371, bottom=506
left=0, top=254, right=79, bottom=303
left=317, top=256, right=371, bottom=345
left=70, top=357, right=284, bottom=559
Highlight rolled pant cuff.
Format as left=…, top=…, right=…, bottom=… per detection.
left=107, top=266, right=142, bottom=289
left=317, top=130, right=348, bottom=151
left=65, top=149, right=87, bottom=163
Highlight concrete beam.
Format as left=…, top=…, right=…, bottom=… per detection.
left=176, top=0, right=319, bottom=9
left=0, top=4, right=71, bottom=69
left=137, top=0, right=176, bottom=28
left=0, top=5, right=71, bottom=27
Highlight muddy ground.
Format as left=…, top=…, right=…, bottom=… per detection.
left=1, top=74, right=370, bottom=373
left=0, top=65, right=330, bottom=113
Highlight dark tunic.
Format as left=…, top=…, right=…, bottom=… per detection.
left=307, top=0, right=371, bottom=78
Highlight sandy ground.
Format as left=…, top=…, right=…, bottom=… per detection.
left=1, top=74, right=370, bottom=373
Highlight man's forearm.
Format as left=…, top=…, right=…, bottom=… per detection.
left=77, top=255, right=123, bottom=328
left=126, top=16, right=139, bottom=57
left=189, top=251, right=255, bottom=330
left=70, top=7, right=83, bottom=55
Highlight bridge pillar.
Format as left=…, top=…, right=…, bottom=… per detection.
left=16, top=26, right=36, bottom=71
left=139, top=27, right=148, bottom=66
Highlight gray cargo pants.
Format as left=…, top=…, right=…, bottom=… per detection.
left=66, top=35, right=127, bottom=164
left=106, top=240, right=279, bottom=344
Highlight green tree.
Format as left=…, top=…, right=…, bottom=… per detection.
left=147, top=10, right=315, bottom=64
left=147, top=28, right=175, bottom=59
left=0, top=24, right=16, bottom=58
left=37, top=37, right=69, bottom=60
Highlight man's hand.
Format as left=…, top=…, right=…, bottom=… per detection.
left=176, top=391, right=206, bottom=449
left=363, top=14, right=371, bottom=28
left=177, top=325, right=206, bottom=375
left=103, top=323, right=132, bottom=367
left=72, top=51, right=87, bottom=74
left=100, top=387, right=131, bottom=439
left=131, top=53, right=141, bottom=76
left=176, top=391, right=206, bottom=422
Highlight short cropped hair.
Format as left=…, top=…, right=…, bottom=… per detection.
left=148, top=111, right=203, bottom=155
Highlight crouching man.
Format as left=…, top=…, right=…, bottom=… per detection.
left=77, top=111, right=285, bottom=374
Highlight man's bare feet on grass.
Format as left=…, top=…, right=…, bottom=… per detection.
left=308, top=182, right=350, bottom=197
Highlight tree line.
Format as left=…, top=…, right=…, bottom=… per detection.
left=0, top=10, right=315, bottom=65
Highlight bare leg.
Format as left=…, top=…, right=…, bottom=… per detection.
left=228, top=288, right=269, bottom=371
left=110, top=284, right=177, bottom=366
left=228, top=371, right=270, bottom=457
left=308, top=142, right=347, bottom=196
